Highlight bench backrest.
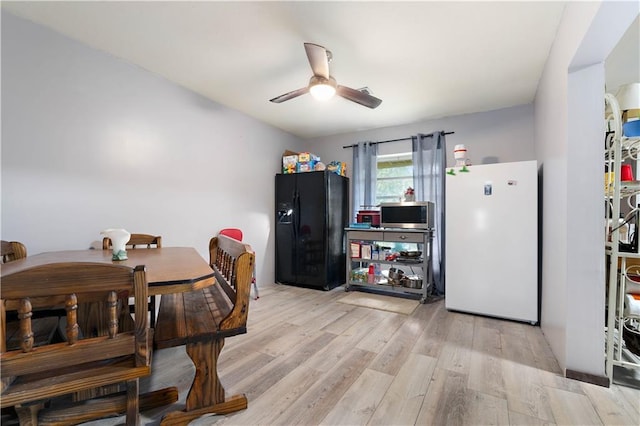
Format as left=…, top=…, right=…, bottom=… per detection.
left=0, top=262, right=150, bottom=404
left=208, top=234, right=255, bottom=332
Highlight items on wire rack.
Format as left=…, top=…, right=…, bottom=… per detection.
left=604, top=84, right=640, bottom=380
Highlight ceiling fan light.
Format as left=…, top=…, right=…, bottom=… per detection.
left=309, top=76, right=337, bottom=101
left=310, top=83, right=336, bottom=101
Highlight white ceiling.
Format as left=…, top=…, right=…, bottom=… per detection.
left=2, top=1, right=567, bottom=139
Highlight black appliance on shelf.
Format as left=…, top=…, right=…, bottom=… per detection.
left=275, top=171, right=349, bottom=290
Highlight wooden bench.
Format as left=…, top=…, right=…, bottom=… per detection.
left=154, top=234, right=255, bottom=425
left=1, top=262, right=152, bottom=426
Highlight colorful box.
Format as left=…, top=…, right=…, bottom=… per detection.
left=297, top=162, right=316, bottom=173
left=350, top=242, right=361, bottom=258
left=282, top=150, right=298, bottom=174
left=327, top=161, right=347, bottom=176
left=282, top=150, right=321, bottom=174
left=295, top=151, right=320, bottom=173
left=298, top=152, right=319, bottom=163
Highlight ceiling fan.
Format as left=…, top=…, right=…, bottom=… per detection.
left=269, top=43, right=382, bottom=109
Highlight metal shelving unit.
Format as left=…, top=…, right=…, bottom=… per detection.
left=604, top=92, right=640, bottom=381
left=345, top=228, right=434, bottom=303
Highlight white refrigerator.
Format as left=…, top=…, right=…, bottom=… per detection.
left=445, top=160, right=538, bottom=324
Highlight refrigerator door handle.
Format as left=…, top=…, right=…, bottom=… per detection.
left=292, top=189, right=300, bottom=282
left=293, top=190, right=300, bottom=240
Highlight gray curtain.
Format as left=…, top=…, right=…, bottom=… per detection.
left=352, top=142, right=378, bottom=222
left=412, top=132, right=446, bottom=294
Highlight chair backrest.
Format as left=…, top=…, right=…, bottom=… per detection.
left=219, top=228, right=243, bottom=242
left=103, top=234, right=162, bottom=250
left=1, top=262, right=150, bottom=385
left=1, top=240, right=27, bottom=263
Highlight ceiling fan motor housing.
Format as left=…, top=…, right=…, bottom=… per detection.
left=309, top=75, right=337, bottom=89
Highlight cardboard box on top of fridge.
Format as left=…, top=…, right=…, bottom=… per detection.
left=327, top=161, right=347, bottom=176
left=282, top=150, right=320, bottom=174
left=282, top=150, right=298, bottom=174
left=298, top=152, right=320, bottom=163
left=297, top=152, right=320, bottom=173
left=297, top=162, right=315, bottom=173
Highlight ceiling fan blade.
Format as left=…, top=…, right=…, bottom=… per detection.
left=304, top=43, right=330, bottom=79
left=269, top=87, right=309, bottom=103
left=337, top=86, right=382, bottom=109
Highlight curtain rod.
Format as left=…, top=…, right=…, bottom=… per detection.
left=342, top=131, right=454, bottom=149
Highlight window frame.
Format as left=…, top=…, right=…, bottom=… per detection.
left=375, top=151, right=413, bottom=204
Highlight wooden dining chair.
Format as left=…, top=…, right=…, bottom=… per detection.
left=1, top=239, right=59, bottom=423
left=103, top=233, right=162, bottom=327
left=102, top=234, right=162, bottom=250
left=1, top=262, right=151, bottom=425
left=1, top=240, right=27, bottom=263
left=219, top=228, right=259, bottom=299
left=1, top=239, right=60, bottom=330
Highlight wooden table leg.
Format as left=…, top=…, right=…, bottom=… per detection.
left=160, top=338, right=248, bottom=425
left=186, top=339, right=225, bottom=409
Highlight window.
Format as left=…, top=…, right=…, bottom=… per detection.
left=376, top=152, right=413, bottom=204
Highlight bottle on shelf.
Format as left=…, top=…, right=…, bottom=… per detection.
left=620, top=215, right=630, bottom=245
left=367, top=264, right=375, bottom=284
left=607, top=215, right=630, bottom=244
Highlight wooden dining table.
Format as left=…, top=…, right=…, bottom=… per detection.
left=0, top=246, right=217, bottom=422
left=0, top=247, right=216, bottom=295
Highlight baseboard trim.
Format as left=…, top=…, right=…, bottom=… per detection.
left=566, top=369, right=610, bottom=387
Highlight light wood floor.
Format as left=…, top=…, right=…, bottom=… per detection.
left=84, top=282, right=638, bottom=425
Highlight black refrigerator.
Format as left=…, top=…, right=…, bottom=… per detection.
left=275, top=171, right=349, bottom=290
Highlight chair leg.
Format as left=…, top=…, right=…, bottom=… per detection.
left=149, top=296, right=157, bottom=328
left=252, top=263, right=258, bottom=300
left=252, top=278, right=259, bottom=300
left=131, top=296, right=156, bottom=328
left=125, top=379, right=140, bottom=426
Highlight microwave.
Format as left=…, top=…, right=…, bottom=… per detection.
left=380, top=202, right=434, bottom=229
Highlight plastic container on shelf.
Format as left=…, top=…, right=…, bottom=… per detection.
left=367, top=264, right=375, bottom=284
left=623, top=120, right=640, bottom=137
left=625, top=265, right=640, bottom=294
left=607, top=216, right=631, bottom=244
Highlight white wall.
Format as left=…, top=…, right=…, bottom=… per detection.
left=566, top=63, right=606, bottom=375
left=605, top=15, right=640, bottom=93
left=307, top=104, right=534, bottom=167
left=306, top=104, right=535, bottom=219
left=0, top=11, right=303, bottom=286
left=535, top=0, right=639, bottom=376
